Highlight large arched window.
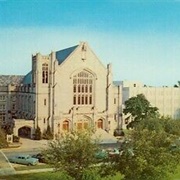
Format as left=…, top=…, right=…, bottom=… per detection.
left=73, top=70, right=94, bottom=105
left=42, top=63, right=48, bottom=83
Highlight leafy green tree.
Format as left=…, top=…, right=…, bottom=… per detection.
left=43, top=129, right=104, bottom=179
left=161, top=117, right=180, bottom=136
left=135, top=118, right=164, bottom=132
left=34, top=126, right=42, bottom=140
left=123, top=94, right=159, bottom=128
left=113, top=129, right=180, bottom=180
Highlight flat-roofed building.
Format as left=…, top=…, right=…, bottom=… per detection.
left=121, top=80, right=180, bottom=120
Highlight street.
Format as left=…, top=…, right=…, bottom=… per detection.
left=1, top=138, right=48, bottom=158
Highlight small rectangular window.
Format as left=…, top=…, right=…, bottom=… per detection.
left=73, top=96, right=76, bottom=105
left=89, top=96, right=92, bottom=104
left=12, top=104, right=16, bottom=110
left=78, top=96, right=81, bottom=105
left=114, top=114, right=117, bottom=120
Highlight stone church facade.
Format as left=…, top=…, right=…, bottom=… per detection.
left=0, top=42, right=122, bottom=138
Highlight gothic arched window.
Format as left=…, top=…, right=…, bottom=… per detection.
left=42, top=63, right=48, bottom=83
left=73, top=70, right=94, bottom=106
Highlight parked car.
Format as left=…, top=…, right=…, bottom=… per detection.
left=31, top=153, right=47, bottom=163
left=9, top=154, right=39, bottom=166
left=94, top=149, right=108, bottom=160
left=108, top=148, right=120, bottom=157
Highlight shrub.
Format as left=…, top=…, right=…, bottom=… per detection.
left=82, top=168, right=101, bottom=180
left=43, top=125, right=53, bottom=140
left=0, top=128, right=8, bottom=148
left=34, top=126, right=42, bottom=140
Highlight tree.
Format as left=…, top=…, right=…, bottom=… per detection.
left=112, top=129, right=180, bottom=180
left=0, top=128, right=8, bottom=148
left=135, top=118, right=164, bottom=133
left=43, top=129, right=103, bottom=179
left=34, top=126, right=42, bottom=140
left=43, top=124, right=53, bottom=140
left=123, top=94, right=159, bottom=128
left=2, top=122, right=14, bottom=135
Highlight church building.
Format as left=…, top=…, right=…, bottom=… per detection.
left=2, top=42, right=122, bottom=138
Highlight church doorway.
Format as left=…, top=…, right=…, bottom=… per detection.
left=76, top=120, right=89, bottom=130
left=18, top=126, right=31, bottom=138
left=62, top=120, right=70, bottom=131
left=97, top=119, right=103, bottom=129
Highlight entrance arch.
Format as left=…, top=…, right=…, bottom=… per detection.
left=18, top=126, right=32, bottom=138
left=76, top=120, right=89, bottom=130
left=74, top=115, right=92, bottom=130
left=13, top=119, right=34, bottom=139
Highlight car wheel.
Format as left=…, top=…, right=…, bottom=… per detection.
left=27, top=163, right=31, bottom=166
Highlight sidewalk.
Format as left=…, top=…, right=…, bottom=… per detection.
left=16, top=168, right=54, bottom=174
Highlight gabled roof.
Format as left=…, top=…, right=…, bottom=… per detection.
left=56, top=45, right=78, bottom=64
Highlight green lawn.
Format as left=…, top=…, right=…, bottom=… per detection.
left=0, top=165, right=180, bottom=180
left=0, top=169, right=180, bottom=180
left=169, top=165, right=180, bottom=180
left=0, top=171, right=66, bottom=180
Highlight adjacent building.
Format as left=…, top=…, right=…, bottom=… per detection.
left=120, top=80, right=180, bottom=120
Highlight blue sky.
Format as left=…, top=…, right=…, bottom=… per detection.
left=0, top=0, right=180, bottom=86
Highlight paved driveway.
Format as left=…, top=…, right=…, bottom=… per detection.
left=19, top=138, right=48, bottom=151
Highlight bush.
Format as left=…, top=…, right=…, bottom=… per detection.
left=43, top=125, right=53, bottom=140
left=0, top=128, right=8, bottom=148
left=34, top=126, right=42, bottom=140
left=82, top=168, right=101, bottom=180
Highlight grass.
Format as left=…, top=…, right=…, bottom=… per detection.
left=1, top=162, right=180, bottom=180
left=1, top=169, right=180, bottom=180
left=169, top=165, right=180, bottom=180
left=0, top=171, right=124, bottom=180
left=0, top=171, right=64, bottom=180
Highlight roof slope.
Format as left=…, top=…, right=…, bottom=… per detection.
left=56, top=45, right=78, bottom=64
left=0, top=75, right=24, bottom=86
left=23, top=71, right=32, bottom=85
